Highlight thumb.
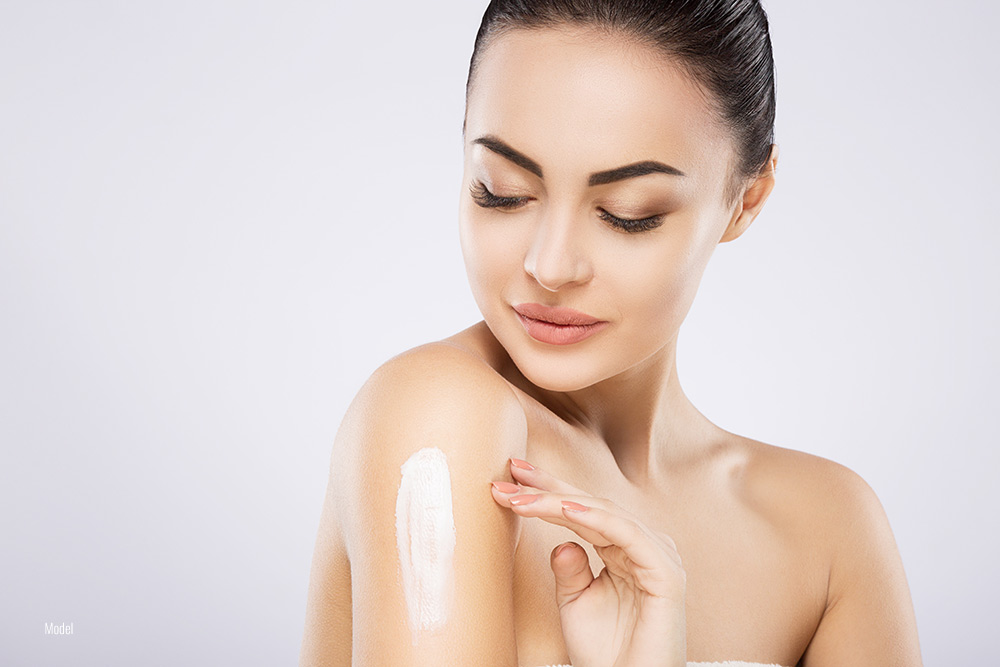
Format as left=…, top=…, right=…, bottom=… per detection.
left=550, top=542, right=594, bottom=608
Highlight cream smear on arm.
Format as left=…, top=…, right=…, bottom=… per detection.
left=394, top=446, right=457, bottom=644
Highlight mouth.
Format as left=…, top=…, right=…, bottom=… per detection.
left=512, top=302, right=604, bottom=326
left=512, top=302, right=609, bottom=346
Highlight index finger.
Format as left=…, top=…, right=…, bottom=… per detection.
left=508, top=492, right=674, bottom=571
left=509, top=458, right=588, bottom=495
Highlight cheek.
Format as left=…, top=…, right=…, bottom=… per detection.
left=606, top=231, right=711, bottom=336
left=459, top=207, right=524, bottom=298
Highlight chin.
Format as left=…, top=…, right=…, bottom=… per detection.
left=480, top=305, right=621, bottom=392
left=504, top=338, right=611, bottom=393
left=522, top=365, right=597, bottom=393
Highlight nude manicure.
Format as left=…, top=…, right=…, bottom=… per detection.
left=510, top=458, right=535, bottom=470
left=491, top=481, right=521, bottom=494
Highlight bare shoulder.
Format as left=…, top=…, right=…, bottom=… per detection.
left=335, top=340, right=530, bottom=555
left=301, top=341, right=530, bottom=664
left=737, top=437, right=890, bottom=541
left=737, top=438, right=922, bottom=665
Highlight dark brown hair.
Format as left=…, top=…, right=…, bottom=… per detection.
left=464, top=0, right=777, bottom=205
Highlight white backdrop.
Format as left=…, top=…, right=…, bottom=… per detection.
left=1, top=1, right=996, bottom=665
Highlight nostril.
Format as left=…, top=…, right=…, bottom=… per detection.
left=523, top=220, right=590, bottom=291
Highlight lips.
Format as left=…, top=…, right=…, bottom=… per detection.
left=511, top=302, right=609, bottom=345
left=512, top=302, right=603, bottom=326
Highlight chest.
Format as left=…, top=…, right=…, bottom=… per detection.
left=509, top=416, right=824, bottom=667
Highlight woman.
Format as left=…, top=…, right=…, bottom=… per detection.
left=300, top=1, right=923, bottom=665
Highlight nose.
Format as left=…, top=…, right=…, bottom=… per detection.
left=523, top=205, right=592, bottom=292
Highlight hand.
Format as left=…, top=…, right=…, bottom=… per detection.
left=490, top=458, right=687, bottom=667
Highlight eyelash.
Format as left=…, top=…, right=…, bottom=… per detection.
left=468, top=180, right=664, bottom=233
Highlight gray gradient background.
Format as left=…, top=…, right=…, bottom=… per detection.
left=1, top=1, right=996, bottom=665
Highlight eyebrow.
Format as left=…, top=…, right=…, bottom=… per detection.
left=471, top=134, right=686, bottom=185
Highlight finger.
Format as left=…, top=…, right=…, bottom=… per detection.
left=508, top=493, right=671, bottom=572
left=563, top=504, right=686, bottom=599
left=550, top=542, right=593, bottom=608
left=503, top=489, right=685, bottom=572
left=509, top=458, right=588, bottom=495
left=508, top=460, right=677, bottom=557
left=559, top=501, right=673, bottom=573
left=489, top=480, right=547, bottom=507
left=504, top=490, right=627, bottom=541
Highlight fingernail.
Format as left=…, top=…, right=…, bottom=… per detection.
left=491, top=481, right=521, bottom=494
left=561, top=500, right=589, bottom=513
left=554, top=542, right=575, bottom=557
left=510, top=458, right=535, bottom=471
left=508, top=494, right=540, bottom=506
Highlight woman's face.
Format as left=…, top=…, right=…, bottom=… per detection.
left=460, top=25, right=753, bottom=393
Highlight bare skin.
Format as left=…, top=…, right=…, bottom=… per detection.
left=452, top=322, right=826, bottom=667
left=300, top=322, right=920, bottom=666
left=299, top=24, right=922, bottom=667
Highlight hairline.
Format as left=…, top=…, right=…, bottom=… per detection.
left=463, top=21, right=755, bottom=209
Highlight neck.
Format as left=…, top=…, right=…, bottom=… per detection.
left=510, top=334, right=722, bottom=486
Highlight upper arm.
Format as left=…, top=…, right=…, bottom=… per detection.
left=801, top=463, right=923, bottom=666
left=332, top=344, right=527, bottom=665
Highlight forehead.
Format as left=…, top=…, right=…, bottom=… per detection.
left=466, top=26, right=734, bottom=183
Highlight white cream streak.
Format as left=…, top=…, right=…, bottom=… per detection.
left=395, top=447, right=457, bottom=643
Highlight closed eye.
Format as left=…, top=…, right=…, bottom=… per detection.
left=468, top=180, right=664, bottom=234
left=596, top=208, right=664, bottom=233
left=468, top=181, right=529, bottom=210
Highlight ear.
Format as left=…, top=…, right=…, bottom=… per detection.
left=719, top=143, right=779, bottom=244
